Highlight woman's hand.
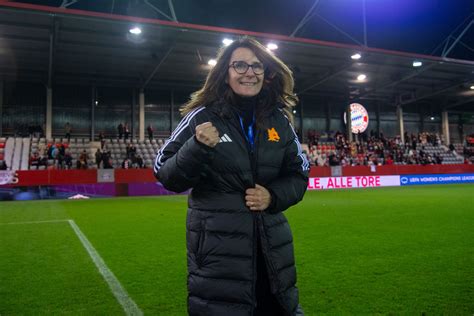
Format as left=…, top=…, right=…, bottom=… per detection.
left=195, top=122, right=219, bottom=148
left=245, top=184, right=271, bottom=212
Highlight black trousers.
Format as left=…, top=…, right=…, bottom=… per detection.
left=254, top=235, right=285, bottom=316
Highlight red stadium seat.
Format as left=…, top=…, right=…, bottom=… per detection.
left=0, top=143, right=4, bottom=149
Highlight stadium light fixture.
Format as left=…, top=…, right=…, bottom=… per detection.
left=430, top=116, right=435, bottom=121
left=222, top=38, right=233, bottom=46
left=351, top=53, right=361, bottom=60
left=357, top=74, right=367, bottom=81
left=292, top=110, right=297, bottom=114
left=208, top=59, right=217, bottom=66
left=267, top=43, right=278, bottom=50
left=129, top=26, right=142, bottom=35
left=412, top=61, right=422, bottom=67
left=470, top=85, right=474, bottom=90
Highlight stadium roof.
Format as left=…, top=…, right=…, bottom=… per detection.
left=0, top=1, right=473, bottom=113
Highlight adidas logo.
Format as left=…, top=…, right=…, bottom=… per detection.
left=219, top=134, right=233, bottom=143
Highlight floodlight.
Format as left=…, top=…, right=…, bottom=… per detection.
left=351, top=53, right=361, bottom=60
left=129, top=27, right=142, bottom=35
left=222, top=38, right=233, bottom=46
left=267, top=43, right=278, bottom=50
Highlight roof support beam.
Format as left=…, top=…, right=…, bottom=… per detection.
left=60, top=0, right=79, bottom=8
left=144, top=0, right=174, bottom=21
left=443, top=97, right=474, bottom=110
left=401, top=80, right=471, bottom=107
left=442, top=19, right=473, bottom=57
left=141, top=46, right=174, bottom=90
left=297, top=62, right=352, bottom=94
left=313, top=12, right=364, bottom=46
left=359, top=63, right=437, bottom=99
left=168, top=0, right=178, bottom=22
left=47, top=16, right=59, bottom=88
left=290, top=0, right=320, bottom=37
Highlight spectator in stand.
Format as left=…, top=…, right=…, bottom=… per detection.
left=95, top=148, right=102, bottom=169
left=0, top=160, right=7, bottom=170
left=385, top=155, right=394, bottom=165
left=135, top=154, right=144, bottom=168
left=51, top=144, right=60, bottom=167
left=98, top=131, right=104, bottom=141
left=126, top=143, right=137, bottom=161
left=122, top=157, right=132, bottom=169
left=77, top=150, right=88, bottom=169
left=47, top=144, right=53, bottom=159
left=117, top=123, right=124, bottom=140
left=102, top=150, right=113, bottom=169
left=147, top=124, right=154, bottom=141
left=30, top=151, right=40, bottom=169
left=64, top=122, right=72, bottom=142
left=317, top=153, right=327, bottom=166
left=328, top=152, right=340, bottom=166
left=449, top=143, right=455, bottom=153
left=57, top=146, right=65, bottom=169
left=124, top=123, right=130, bottom=140
left=64, top=150, right=73, bottom=169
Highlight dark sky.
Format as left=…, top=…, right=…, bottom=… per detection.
left=18, top=0, right=474, bottom=60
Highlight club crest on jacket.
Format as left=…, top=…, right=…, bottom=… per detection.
left=267, top=127, right=280, bottom=142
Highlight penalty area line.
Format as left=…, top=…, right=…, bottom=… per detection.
left=68, top=220, right=143, bottom=316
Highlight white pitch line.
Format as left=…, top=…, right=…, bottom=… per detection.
left=68, top=220, right=143, bottom=316
left=0, top=219, right=70, bottom=225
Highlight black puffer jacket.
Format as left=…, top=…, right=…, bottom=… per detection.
left=154, top=102, right=309, bottom=315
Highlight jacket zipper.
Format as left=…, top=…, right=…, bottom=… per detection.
left=234, top=112, right=260, bottom=312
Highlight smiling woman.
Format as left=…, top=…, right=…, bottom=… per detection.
left=154, top=37, right=309, bottom=315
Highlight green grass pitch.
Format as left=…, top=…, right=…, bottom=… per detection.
left=1, top=184, right=473, bottom=315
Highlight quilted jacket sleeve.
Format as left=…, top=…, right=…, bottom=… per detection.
left=265, top=114, right=310, bottom=213
left=153, top=107, right=214, bottom=193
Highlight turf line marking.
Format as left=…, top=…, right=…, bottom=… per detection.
left=0, top=219, right=70, bottom=225
left=68, top=220, right=143, bottom=316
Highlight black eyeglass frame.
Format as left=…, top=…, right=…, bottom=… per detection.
left=228, top=61, right=265, bottom=75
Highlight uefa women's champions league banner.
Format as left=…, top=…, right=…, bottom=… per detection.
left=307, top=174, right=474, bottom=190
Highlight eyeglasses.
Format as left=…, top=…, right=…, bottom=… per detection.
left=229, top=61, right=265, bottom=75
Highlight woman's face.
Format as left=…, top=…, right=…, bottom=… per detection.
left=227, top=47, right=264, bottom=97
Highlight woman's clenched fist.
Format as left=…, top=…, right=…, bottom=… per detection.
left=196, top=122, right=219, bottom=147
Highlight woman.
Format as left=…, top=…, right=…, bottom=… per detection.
left=154, top=37, right=309, bottom=316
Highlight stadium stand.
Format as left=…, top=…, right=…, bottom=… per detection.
left=0, top=132, right=470, bottom=171
left=303, top=131, right=468, bottom=167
